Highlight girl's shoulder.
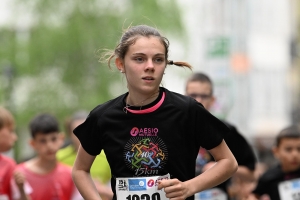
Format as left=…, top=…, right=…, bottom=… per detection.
left=89, top=93, right=127, bottom=117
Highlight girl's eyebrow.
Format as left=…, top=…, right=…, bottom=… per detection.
left=132, top=53, right=165, bottom=56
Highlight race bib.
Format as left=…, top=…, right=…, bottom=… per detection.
left=279, top=178, right=300, bottom=200
left=0, top=195, right=8, bottom=200
left=194, top=188, right=227, bottom=200
left=116, top=174, right=170, bottom=200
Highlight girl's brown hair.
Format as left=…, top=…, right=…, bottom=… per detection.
left=103, top=25, right=192, bottom=70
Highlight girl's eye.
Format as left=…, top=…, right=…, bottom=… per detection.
left=134, top=57, right=144, bottom=62
left=154, top=57, right=164, bottom=63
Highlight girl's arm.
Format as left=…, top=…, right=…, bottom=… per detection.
left=158, top=140, right=238, bottom=199
left=72, top=145, right=102, bottom=200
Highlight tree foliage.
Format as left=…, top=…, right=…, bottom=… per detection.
left=0, top=0, right=183, bottom=161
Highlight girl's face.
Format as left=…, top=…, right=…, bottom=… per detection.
left=116, top=36, right=166, bottom=96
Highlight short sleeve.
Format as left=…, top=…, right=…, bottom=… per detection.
left=73, top=110, right=102, bottom=156
left=191, top=100, right=229, bottom=150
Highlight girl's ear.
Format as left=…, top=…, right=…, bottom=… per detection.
left=115, top=57, right=125, bottom=72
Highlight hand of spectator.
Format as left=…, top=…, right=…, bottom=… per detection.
left=14, top=171, right=26, bottom=190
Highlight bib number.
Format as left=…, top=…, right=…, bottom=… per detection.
left=116, top=174, right=170, bottom=200
left=279, top=178, right=300, bottom=200
left=126, top=193, right=161, bottom=200
left=194, top=188, right=227, bottom=200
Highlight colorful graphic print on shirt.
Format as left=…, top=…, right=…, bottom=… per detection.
left=123, top=129, right=168, bottom=177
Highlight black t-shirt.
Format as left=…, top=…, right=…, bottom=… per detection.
left=253, top=164, right=300, bottom=200
left=74, top=87, right=230, bottom=200
left=195, top=121, right=257, bottom=199
left=222, top=121, right=256, bottom=171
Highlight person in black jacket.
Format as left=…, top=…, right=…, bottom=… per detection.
left=185, top=72, right=257, bottom=200
left=247, top=125, right=300, bottom=200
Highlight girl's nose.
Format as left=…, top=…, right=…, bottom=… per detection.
left=145, top=60, right=154, bottom=71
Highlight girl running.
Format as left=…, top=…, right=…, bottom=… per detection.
left=72, top=24, right=238, bottom=200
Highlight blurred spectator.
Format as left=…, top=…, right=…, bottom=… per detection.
left=0, top=106, right=18, bottom=200
left=247, top=125, right=300, bottom=200
left=56, top=110, right=113, bottom=200
left=229, top=162, right=269, bottom=200
left=12, top=113, right=79, bottom=200
left=185, top=72, right=257, bottom=200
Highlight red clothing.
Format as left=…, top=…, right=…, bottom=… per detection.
left=14, top=162, right=75, bottom=200
left=0, top=154, right=16, bottom=200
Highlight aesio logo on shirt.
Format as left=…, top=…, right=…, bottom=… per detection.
left=130, top=127, right=158, bottom=136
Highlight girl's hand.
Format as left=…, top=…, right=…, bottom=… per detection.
left=157, top=178, right=190, bottom=200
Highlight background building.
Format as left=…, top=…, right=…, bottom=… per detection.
left=164, top=0, right=299, bottom=164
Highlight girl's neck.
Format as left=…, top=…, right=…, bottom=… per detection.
left=126, top=89, right=160, bottom=107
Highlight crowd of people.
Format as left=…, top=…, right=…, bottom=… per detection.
left=1, top=24, right=300, bottom=200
